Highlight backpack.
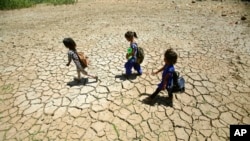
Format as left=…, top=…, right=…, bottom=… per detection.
left=76, top=52, right=89, bottom=68
left=172, top=71, right=185, bottom=93
left=136, top=47, right=144, bottom=64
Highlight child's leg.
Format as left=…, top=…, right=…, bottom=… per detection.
left=168, top=89, right=173, bottom=98
left=144, top=87, right=161, bottom=103
left=80, top=69, right=97, bottom=80
left=77, top=70, right=81, bottom=79
left=133, top=63, right=142, bottom=75
left=125, top=59, right=134, bottom=75
left=73, top=70, right=81, bottom=82
left=149, top=88, right=161, bottom=99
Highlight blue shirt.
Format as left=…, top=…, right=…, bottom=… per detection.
left=158, top=64, right=175, bottom=89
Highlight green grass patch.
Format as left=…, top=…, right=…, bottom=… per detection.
left=205, top=111, right=211, bottom=116
left=0, top=84, right=14, bottom=94
left=0, top=0, right=77, bottom=10
left=112, top=124, right=120, bottom=138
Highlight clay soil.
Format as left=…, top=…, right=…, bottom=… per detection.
left=0, top=0, right=249, bottom=140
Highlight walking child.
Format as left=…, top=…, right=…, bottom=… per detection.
left=144, top=48, right=178, bottom=102
left=124, top=31, right=142, bottom=76
left=63, top=38, right=98, bottom=83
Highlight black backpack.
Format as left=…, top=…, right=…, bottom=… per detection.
left=136, top=47, right=144, bottom=64
left=172, top=71, right=185, bottom=93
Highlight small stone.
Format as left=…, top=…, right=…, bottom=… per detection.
left=241, top=16, right=247, bottom=21
left=192, top=1, right=196, bottom=3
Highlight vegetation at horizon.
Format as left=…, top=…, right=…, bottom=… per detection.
left=0, top=0, right=77, bottom=10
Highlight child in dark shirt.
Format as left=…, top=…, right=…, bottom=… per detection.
left=145, top=48, right=177, bottom=102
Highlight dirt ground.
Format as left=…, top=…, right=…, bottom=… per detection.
left=0, top=0, right=250, bottom=140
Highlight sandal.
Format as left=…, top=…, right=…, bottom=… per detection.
left=74, top=77, right=81, bottom=82
left=95, top=76, right=98, bottom=82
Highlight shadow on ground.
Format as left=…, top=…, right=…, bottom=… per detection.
left=139, top=93, right=173, bottom=107
left=115, top=73, right=139, bottom=81
left=67, top=78, right=96, bottom=87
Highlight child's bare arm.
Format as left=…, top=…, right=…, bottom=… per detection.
left=152, top=66, right=165, bottom=75
left=66, top=54, right=72, bottom=66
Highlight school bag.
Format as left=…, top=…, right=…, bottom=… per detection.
left=76, top=52, right=89, bottom=68
left=172, top=71, right=185, bottom=93
left=136, top=47, right=144, bottom=64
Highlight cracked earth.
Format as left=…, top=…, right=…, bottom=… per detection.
left=0, top=0, right=250, bottom=140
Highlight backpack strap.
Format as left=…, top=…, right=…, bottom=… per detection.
left=131, top=42, right=138, bottom=55
left=74, top=50, right=85, bottom=68
left=165, top=65, right=175, bottom=89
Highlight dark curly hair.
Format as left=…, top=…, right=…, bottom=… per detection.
left=164, top=48, right=177, bottom=65
left=63, top=37, right=76, bottom=51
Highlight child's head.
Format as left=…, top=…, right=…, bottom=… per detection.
left=63, top=38, right=76, bottom=51
left=164, top=48, right=177, bottom=65
left=125, top=31, right=138, bottom=42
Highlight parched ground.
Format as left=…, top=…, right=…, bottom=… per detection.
left=0, top=0, right=250, bottom=140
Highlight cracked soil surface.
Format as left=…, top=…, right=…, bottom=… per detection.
left=0, top=0, right=250, bottom=140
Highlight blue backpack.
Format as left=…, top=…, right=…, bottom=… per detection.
left=172, top=71, right=185, bottom=93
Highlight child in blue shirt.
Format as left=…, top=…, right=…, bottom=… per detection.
left=145, top=48, right=177, bottom=102
left=124, top=31, right=142, bottom=76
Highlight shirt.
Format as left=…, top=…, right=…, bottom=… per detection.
left=68, top=50, right=82, bottom=69
left=158, top=64, right=175, bottom=89
left=130, top=42, right=138, bottom=60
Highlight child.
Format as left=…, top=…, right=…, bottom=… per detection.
left=124, top=31, right=142, bottom=76
left=144, top=48, right=177, bottom=102
left=63, top=37, right=98, bottom=83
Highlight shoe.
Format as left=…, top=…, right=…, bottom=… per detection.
left=95, top=76, right=98, bottom=82
left=137, top=70, right=142, bottom=76
left=74, top=77, right=81, bottom=83
left=83, top=78, right=88, bottom=85
left=169, top=93, right=173, bottom=99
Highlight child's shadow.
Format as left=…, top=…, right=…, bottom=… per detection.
left=67, top=78, right=96, bottom=87
left=139, top=93, right=173, bottom=107
left=115, top=73, right=139, bottom=81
